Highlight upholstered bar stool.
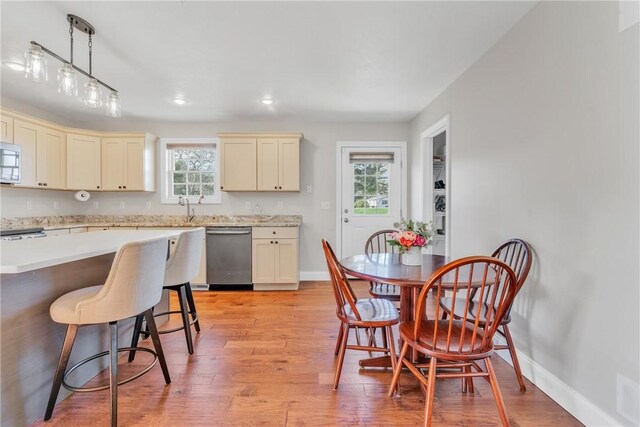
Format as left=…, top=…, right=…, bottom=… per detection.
left=129, top=227, right=205, bottom=357
left=44, top=237, right=172, bottom=427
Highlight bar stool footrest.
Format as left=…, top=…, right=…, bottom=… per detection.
left=62, top=346, right=158, bottom=392
left=143, top=310, right=198, bottom=335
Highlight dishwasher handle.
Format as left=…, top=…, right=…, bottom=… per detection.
left=206, top=228, right=251, bottom=235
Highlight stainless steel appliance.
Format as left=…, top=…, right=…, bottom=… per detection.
left=0, top=227, right=46, bottom=241
left=206, top=227, right=252, bottom=286
left=0, top=142, right=21, bottom=184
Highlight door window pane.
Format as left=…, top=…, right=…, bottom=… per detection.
left=352, top=162, right=390, bottom=216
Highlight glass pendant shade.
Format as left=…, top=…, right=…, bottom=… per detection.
left=57, top=63, right=77, bottom=96
left=83, top=78, right=102, bottom=108
left=106, top=91, right=121, bottom=117
left=24, top=44, right=47, bottom=82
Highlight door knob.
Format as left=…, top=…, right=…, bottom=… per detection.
left=343, top=218, right=349, bottom=223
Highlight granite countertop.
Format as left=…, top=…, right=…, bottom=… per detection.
left=1, top=215, right=302, bottom=231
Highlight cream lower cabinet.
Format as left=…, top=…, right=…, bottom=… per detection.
left=67, top=133, right=102, bottom=190
left=252, top=227, right=299, bottom=290
left=142, top=227, right=207, bottom=284
left=13, top=119, right=66, bottom=189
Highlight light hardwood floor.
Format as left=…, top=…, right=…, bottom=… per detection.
left=33, top=281, right=582, bottom=426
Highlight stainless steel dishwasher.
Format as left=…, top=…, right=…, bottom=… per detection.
left=206, top=227, right=252, bottom=286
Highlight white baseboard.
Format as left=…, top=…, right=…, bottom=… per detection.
left=493, top=336, right=620, bottom=426
left=300, top=271, right=329, bottom=281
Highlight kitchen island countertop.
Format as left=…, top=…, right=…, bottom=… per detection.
left=0, top=229, right=185, bottom=274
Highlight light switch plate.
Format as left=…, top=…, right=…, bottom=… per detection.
left=26, top=201, right=32, bottom=210
left=306, top=185, right=312, bottom=193
left=145, top=201, right=152, bottom=209
left=277, top=201, right=283, bottom=210
left=119, top=201, right=126, bottom=209
left=245, top=201, right=252, bottom=210
left=321, top=201, right=330, bottom=210
left=53, top=201, right=59, bottom=210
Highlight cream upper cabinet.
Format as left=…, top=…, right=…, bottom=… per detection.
left=101, top=135, right=155, bottom=191
left=251, top=226, right=299, bottom=290
left=0, top=113, right=14, bottom=143
left=37, top=127, right=66, bottom=189
left=12, top=119, right=38, bottom=187
left=13, top=120, right=66, bottom=189
left=67, top=133, right=101, bottom=190
left=220, top=133, right=302, bottom=192
left=219, top=137, right=257, bottom=191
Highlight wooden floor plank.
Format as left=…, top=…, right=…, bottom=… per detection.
left=31, top=281, right=582, bottom=426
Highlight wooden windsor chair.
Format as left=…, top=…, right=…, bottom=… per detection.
left=388, top=256, right=518, bottom=427
left=440, top=239, right=532, bottom=391
left=365, top=229, right=401, bottom=301
left=322, top=239, right=399, bottom=390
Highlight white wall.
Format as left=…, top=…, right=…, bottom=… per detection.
left=0, top=108, right=408, bottom=273
left=409, top=2, right=639, bottom=425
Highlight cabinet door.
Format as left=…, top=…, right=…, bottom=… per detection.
left=13, top=119, right=38, bottom=187
left=101, top=138, right=125, bottom=190
left=0, top=114, right=13, bottom=143
left=37, top=127, right=66, bottom=189
left=220, top=138, right=256, bottom=191
left=124, top=139, right=145, bottom=190
left=252, top=239, right=276, bottom=283
left=67, top=134, right=101, bottom=190
left=275, top=239, right=298, bottom=283
left=257, top=138, right=279, bottom=191
left=279, top=138, right=300, bottom=191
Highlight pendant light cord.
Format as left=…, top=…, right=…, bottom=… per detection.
left=69, top=23, right=74, bottom=65
left=88, top=34, right=92, bottom=76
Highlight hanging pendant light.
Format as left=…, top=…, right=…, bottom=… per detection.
left=106, top=91, right=121, bottom=117
left=57, top=63, right=77, bottom=96
left=24, top=14, right=121, bottom=117
left=24, top=43, right=47, bottom=82
left=84, top=78, right=102, bottom=108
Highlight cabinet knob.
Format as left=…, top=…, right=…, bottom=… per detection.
left=273, top=231, right=276, bottom=235
left=44, top=183, right=48, bottom=186
left=97, top=186, right=100, bottom=189
left=279, top=186, right=282, bottom=190
left=220, top=186, right=223, bottom=190
left=270, top=241, right=273, bottom=244
left=275, top=241, right=278, bottom=244
left=123, top=186, right=127, bottom=189
left=118, top=186, right=122, bottom=189
left=274, top=186, right=277, bottom=189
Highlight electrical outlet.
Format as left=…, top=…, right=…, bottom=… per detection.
left=277, top=201, right=283, bottom=210
left=53, top=201, right=59, bottom=210
left=245, top=201, right=252, bottom=210
left=145, top=201, right=152, bottom=209
left=26, top=201, right=32, bottom=210
left=306, top=184, right=312, bottom=193
left=93, top=201, right=99, bottom=209
left=321, top=201, right=330, bottom=210
left=119, top=201, right=126, bottom=209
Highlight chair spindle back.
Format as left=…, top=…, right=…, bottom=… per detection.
left=322, top=239, right=361, bottom=321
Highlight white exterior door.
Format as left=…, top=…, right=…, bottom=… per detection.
left=339, top=144, right=404, bottom=258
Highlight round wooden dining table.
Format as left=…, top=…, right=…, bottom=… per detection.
left=340, top=252, right=448, bottom=322
left=340, top=252, right=448, bottom=368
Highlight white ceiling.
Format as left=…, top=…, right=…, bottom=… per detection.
left=1, top=1, right=536, bottom=124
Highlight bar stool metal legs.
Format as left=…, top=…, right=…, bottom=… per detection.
left=129, top=282, right=200, bottom=360
left=44, top=309, right=171, bottom=426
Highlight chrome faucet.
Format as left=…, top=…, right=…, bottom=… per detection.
left=178, top=196, right=195, bottom=222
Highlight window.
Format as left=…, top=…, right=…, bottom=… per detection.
left=352, top=162, right=390, bottom=215
left=160, top=138, right=221, bottom=204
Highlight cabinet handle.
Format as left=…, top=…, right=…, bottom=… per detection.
left=274, top=186, right=277, bottom=189
left=273, top=231, right=276, bottom=235
left=97, top=186, right=100, bottom=189
left=44, top=183, right=48, bottom=186
left=118, top=186, right=122, bottom=189
left=270, top=241, right=273, bottom=244
left=279, top=186, right=282, bottom=190
left=123, top=186, right=127, bottom=189
left=275, top=241, right=278, bottom=244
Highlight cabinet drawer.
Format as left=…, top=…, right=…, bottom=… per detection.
left=252, top=227, right=298, bottom=239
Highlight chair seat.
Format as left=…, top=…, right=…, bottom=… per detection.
left=399, top=320, right=491, bottom=357
left=50, top=285, right=103, bottom=325
left=369, top=282, right=401, bottom=301
left=440, top=297, right=511, bottom=325
left=344, top=298, right=399, bottom=325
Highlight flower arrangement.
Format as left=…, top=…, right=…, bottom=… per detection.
left=387, top=219, right=433, bottom=253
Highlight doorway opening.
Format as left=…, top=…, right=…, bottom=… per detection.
left=421, top=115, right=451, bottom=256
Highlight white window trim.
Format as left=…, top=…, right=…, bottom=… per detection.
left=160, top=137, right=222, bottom=204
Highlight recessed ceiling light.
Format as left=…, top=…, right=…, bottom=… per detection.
left=172, top=98, right=187, bottom=105
left=4, top=62, right=25, bottom=71
left=261, top=98, right=274, bottom=105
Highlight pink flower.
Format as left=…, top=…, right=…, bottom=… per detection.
left=413, top=235, right=426, bottom=247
